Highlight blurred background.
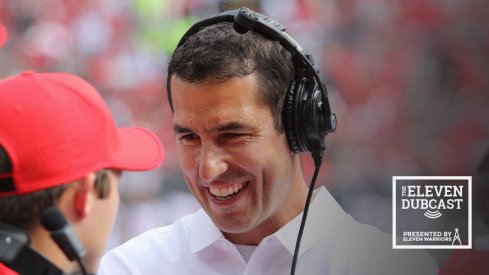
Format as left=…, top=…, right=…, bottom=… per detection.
left=1, top=0, right=488, bottom=264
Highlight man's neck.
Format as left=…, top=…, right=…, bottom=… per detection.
left=223, top=173, right=309, bottom=245
left=29, top=226, right=79, bottom=273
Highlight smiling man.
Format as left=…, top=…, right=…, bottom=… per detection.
left=170, top=74, right=307, bottom=246
left=100, top=8, right=438, bottom=275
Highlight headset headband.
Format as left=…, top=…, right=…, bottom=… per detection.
left=174, top=7, right=336, bottom=155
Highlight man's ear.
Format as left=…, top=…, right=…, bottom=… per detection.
left=73, top=172, right=96, bottom=219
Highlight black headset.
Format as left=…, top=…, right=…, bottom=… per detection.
left=173, top=7, right=337, bottom=157
left=0, top=208, right=91, bottom=275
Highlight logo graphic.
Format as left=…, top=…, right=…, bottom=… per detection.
left=424, top=210, right=442, bottom=219
left=452, top=228, right=462, bottom=246
left=393, top=176, right=472, bottom=249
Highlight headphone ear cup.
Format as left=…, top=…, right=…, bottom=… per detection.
left=284, top=76, right=329, bottom=154
left=283, top=78, right=303, bottom=154
left=284, top=79, right=299, bottom=154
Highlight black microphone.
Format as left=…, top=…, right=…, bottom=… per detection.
left=40, top=207, right=89, bottom=275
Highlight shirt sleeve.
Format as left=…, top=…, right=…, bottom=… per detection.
left=98, top=249, right=138, bottom=275
left=0, top=263, right=19, bottom=275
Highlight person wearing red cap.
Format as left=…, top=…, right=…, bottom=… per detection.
left=0, top=71, right=164, bottom=275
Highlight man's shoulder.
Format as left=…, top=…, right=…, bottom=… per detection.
left=326, top=217, right=438, bottom=274
left=111, top=210, right=198, bottom=255
left=103, top=213, right=196, bottom=260
left=308, top=187, right=438, bottom=274
left=99, top=211, right=201, bottom=274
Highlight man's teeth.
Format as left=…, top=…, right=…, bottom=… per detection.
left=209, top=182, right=245, bottom=197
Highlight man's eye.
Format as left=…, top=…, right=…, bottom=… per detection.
left=223, top=133, right=245, bottom=139
left=179, top=134, right=198, bottom=141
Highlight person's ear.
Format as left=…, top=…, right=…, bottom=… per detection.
left=73, top=172, right=96, bottom=219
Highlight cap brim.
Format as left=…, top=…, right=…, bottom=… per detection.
left=110, top=127, right=164, bottom=171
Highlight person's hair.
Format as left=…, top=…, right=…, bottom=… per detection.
left=167, top=22, right=294, bottom=132
left=0, top=146, right=112, bottom=229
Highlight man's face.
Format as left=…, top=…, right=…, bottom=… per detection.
left=171, top=74, right=305, bottom=244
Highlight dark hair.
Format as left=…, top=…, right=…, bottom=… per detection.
left=167, top=22, right=294, bottom=132
left=0, top=146, right=112, bottom=229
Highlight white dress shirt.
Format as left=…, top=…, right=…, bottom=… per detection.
left=99, top=187, right=438, bottom=275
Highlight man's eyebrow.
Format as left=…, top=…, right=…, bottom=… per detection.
left=173, top=124, right=192, bottom=133
left=173, top=122, right=253, bottom=133
left=214, top=122, right=249, bottom=132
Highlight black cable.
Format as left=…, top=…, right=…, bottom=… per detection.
left=290, top=152, right=323, bottom=275
left=76, top=258, right=89, bottom=275
left=40, top=207, right=89, bottom=275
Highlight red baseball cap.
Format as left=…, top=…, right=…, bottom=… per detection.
left=0, top=71, right=164, bottom=196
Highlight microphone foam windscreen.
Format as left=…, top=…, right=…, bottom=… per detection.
left=40, top=207, right=67, bottom=231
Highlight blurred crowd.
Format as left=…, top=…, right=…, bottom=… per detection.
left=1, top=0, right=488, bottom=251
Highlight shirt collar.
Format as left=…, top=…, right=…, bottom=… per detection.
left=272, top=186, right=351, bottom=256
left=188, top=208, right=224, bottom=253
left=187, top=186, right=350, bottom=256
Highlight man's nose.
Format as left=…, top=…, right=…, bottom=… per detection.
left=198, top=143, right=228, bottom=184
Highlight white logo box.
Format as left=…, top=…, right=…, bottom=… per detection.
left=392, top=176, right=472, bottom=249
